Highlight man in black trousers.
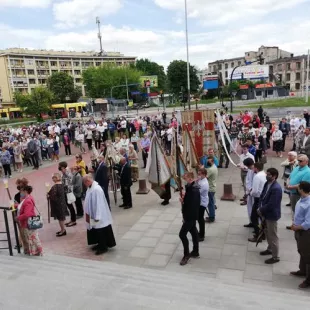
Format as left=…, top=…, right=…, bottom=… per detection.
left=119, top=157, right=132, bottom=209
left=179, top=172, right=200, bottom=266
left=95, top=155, right=110, bottom=209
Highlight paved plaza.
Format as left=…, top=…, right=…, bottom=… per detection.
left=0, top=139, right=305, bottom=291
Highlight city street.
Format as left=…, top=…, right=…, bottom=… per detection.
left=0, top=138, right=302, bottom=290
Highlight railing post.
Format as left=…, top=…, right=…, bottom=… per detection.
left=3, top=209, right=13, bottom=256
left=11, top=211, right=20, bottom=254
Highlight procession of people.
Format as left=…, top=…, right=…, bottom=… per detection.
left=1, top=107, right=310, bottom=289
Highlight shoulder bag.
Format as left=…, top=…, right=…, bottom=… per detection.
left=27, top=205, right=43, bottom=230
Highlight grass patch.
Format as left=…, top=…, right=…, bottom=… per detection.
left=0, top=118, right=36, bottom=125
left=236, top=97, right=308, bottom=109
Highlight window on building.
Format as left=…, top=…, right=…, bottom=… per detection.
left=296, top=83, right=301, bottom=90
left=52, top=70, right=58, bottom=74
left=225, top=63, right=228, bottom=69
left=96, top=62, right=101, bottom=66
left=213, top=65, right=216, bottom=72
left=225, top=80, right=228, bottom=85
left=286, top=73, right=291, bottom=81
left=74, top=61, right=80, bottom=67
left=50, top=61, right=57, bottom=67
left=296, top=62, right=301, bottom=70
left=238, top=61, right=241, bottom=66
left=286, top=83, right=291, bottom=89
left=75, top=78, right=81, bottom=83
left=286, top=63, right=291, bottom=70
left=296, top=72, right=301, bottom=80
left=277, top=64, right=282, bottom=71
left=231, top=62, right=234, bottom=68
left=225, top=71, right=228, bottom=78
left=74, top=70, right=81, bottom=75
left=27, top=70, right=35, bottom=75
left=218, top=64, right=222, bottom=70
left=256, top=90, right=262, bottom=96
left=267, top=90, right=273, bottom=95
left=29, top=79, right=36, bottom=84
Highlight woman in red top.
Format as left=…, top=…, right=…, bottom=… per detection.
left=17, top=185, right=43, bottom=256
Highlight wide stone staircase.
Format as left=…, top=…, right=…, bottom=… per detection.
left=0, top=253, right=309, bottom=310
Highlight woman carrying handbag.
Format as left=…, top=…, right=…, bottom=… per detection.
left=16, top=185, right=43, bottom=256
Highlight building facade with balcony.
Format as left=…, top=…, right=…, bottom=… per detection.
left=0, top=48, right=136, bottom=104
left=206, top=46, right=292, bottom=85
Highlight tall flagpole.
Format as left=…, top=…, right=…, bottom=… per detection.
left=302, top=58, right=305, bottom=99
left=306, top=49, right=309, bottom=104
left=184, top=0, right=191, bottom=110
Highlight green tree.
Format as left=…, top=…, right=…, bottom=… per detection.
left=15, top=86, right=53, bottom=121
left=82, top=64, right=142, bottom=99
left=135, top=58, right=166, bottom=91
left=47, top=72, right=81, bottom=103
left=167, top=60, right=200, bottom=95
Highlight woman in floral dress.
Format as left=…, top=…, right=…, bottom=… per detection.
left=17, top=185, right=43, bottom=256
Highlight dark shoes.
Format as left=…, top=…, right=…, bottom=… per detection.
left=190, top=251, right=200, bottom=258
left=95, top=248, right=108, bottom=255
left=124, top=206, right=132, bottom=210
left=290, top=270, right=306, bottom=277
left=56, top=230, right=67, bottom=237
left=286, top=225, right=292, bottom=230
left=244, top=223, right=254, bottom=228
left=65, top=222, right=76, bottom=227
left=260, top=249, right=272, bottom=256
left=118, top=204, right=124, bottom=208
left=161, top=201, right=169, bottom=206
left=180, top=256, right=191, bottom=266
left=286, top=203, right=291, bottom=207
left=198, top=237, right=205, bottom=242
left=240, top=201, right=247, bottom=206
left=205, top=217, right=215, bottom=223
left=265, top=257, right=280, bottom=264
left=298, top=281, right=310, bottom=289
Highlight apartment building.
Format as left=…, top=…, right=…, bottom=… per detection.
left=0, top=48, right=136, bottom=104
left=206, top=46, right=292, bottom=85
left=267, top=55, right=310, bottom=91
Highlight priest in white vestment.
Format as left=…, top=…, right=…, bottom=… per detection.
left=83, top=175, right=116, bottom=255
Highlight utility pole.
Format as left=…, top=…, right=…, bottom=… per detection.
left=96, top=17, right=103, bottom=55
left=306, top=49, right=309, bottom=104
left=302, top=58, right=305, bottom=98
left=184, top=0, right=191, bottom=110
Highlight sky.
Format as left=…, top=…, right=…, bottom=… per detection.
left=0, top=0, right=310, bottom=70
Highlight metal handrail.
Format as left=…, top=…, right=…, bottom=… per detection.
left=0, top=207, right=21, bottom=256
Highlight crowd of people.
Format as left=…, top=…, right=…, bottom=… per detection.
left=2, top=106, right=310, bottom=289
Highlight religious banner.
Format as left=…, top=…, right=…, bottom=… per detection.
left=181, top=110, right=215, bottom=160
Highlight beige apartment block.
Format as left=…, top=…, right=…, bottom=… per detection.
left=0, top=48, right=136, bottom=104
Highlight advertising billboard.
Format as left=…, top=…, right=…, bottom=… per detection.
left=140, top=75, right=158, bottom=88
left=203, top=75, right=219, bottom=90
left=227, top=65, right=269, bottom=80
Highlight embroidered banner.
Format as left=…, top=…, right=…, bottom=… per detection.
left=181, top=110, right=215, bottom=160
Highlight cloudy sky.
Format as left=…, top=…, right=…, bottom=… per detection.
left=0, top=0, right=310, bottom=70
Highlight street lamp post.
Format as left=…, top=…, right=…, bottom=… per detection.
left=230, top=65, right=241, bottom=113
left=184, top=0, right=191, bottom=110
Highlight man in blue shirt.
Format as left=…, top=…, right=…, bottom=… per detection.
left=291, top=181, right=310, bottom=289
left=286, top=155, right=310, bottom=230
left=200, top=148, right=219, bottom=168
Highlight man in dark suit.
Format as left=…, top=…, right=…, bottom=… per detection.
left=119, top=157, right=132, bottom=209
left=95, top=155, right=110, bottom=209
left=258, top=168, right=282, bottom=265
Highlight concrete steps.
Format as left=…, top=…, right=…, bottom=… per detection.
left=0, top=253, right=309, bottom=310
